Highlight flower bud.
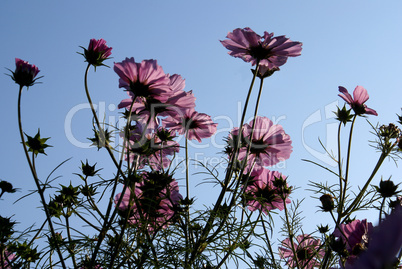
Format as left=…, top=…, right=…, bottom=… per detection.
left=80, top=38, right=112, bottom=68
left=319, top=194, right=335, bottom=212
left=8, top=58, right=41, bottom=87
left=0, top=180, right=16, bottom=195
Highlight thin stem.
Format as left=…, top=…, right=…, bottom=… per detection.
left=336, top=122, right=343, bottom=216
left=262, top=218, right=278, bottom=269
left=17, top=85, right=67, bottom=269
left=184, top=134, right=190, bottom=268
left=344, top=152, right=387, bottom=218
left=65, top=213, right=77, bottom=268
left=283, top=199, right=301, bottom=269
left=379, top=197, right=386, bottom=224
left=339, top=115, right=357, bottom=216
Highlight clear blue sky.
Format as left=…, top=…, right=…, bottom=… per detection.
left=1, top=0, right=402, bottom=258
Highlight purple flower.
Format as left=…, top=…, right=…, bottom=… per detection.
left=9, top=58, right=41, bottom=87
left=244, top=167, right=291, bottom=214
left=0, top=249, right=15, bottom=269
left=220, top=27, right=302, bottom=69
left=338, top=86, right=378, bottom=116
left=333, top=219, right=373, bottom=267
left=230, top=116, right=292, bottom=168
left=163, top=109, right=217, bottom=142
left=118, top=74, right=196, bottom=130
left=349, top=206, right=402, bottom=269
left=114, top=172, right=182, bottom=230
left=279, top=234, right=324, bottom=268
left=114, top=57, right=171, bottom=102
left=81, top=38, right=112, bottom=67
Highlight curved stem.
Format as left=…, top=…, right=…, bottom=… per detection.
left=84, top=63, right=138, bottom=266
left=17, top=85, right=67, bottom=269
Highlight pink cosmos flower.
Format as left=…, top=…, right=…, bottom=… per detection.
left=230, top=116, right=292, bottom=168
left=9, top=58, right=41, bottom=87
left=114, top=172, right=182, bottom=230
left=81, top=38, right=112, bottom=67
left=220, top=27, right=302, bottom=69
left=349, top=205, right=402, bottom=269
left=0, top=249, right=15, bottom=269
left=114, top=57, right=171, bottom=102
left=338, top=86, right=378, bottom=116
left=244, top=167, right=291, bottom=214
left=333, top=219, right=373, bottom=267
left=118, top=75, right=196, bottom=130
left=163, top=109, right=217, bottom=142
left=279, top=234, right=324, bottom=268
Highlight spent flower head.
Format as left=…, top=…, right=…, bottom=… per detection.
left=335, top=105, right=353, bottom=125
left=397, top=110, right=402, bottom=125
left=88, top=128, right=113, bottom=150
left=24, top=129, right=51, bottom=156
left=79, top=160, right=102, bottom=177
left=7, top=58, right=42, bottom=88
left=375, top=178, right=400, bottom=198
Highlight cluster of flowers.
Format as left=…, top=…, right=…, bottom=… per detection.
left=7, top=27, right=402, bottom=268
left=108, top=28, right=301, bottom=231
left=114, top=171, right=182, bottom=231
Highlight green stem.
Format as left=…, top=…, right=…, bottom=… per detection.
left=336, top=121, right=343, bottom=216
left=344, top=152, right=387, bottom=219
left=17, top=85, right=67, bottom=269
left=262, top=217, right=278, bottom=269
left=283, top=199, right=301, bottom=269
left=65, top=213, right=77, bottom=268
left=339, top=115, right=357, bottom=216
left=184, top=134, right=190, bottom=268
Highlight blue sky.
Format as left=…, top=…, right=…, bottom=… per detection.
left=1, top=0, right=402, bottom=261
